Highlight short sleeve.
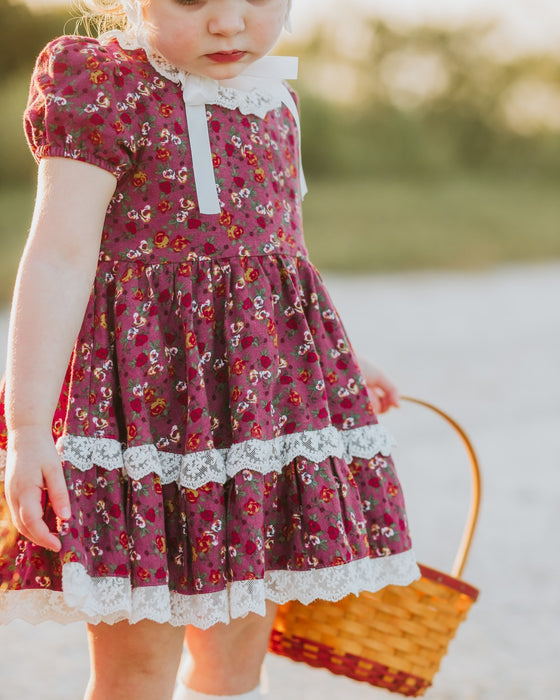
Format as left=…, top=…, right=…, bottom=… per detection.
left=24, top=36, right=137, bottom=179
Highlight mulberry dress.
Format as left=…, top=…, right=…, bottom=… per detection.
left=0, top=35, right=419, bottom=628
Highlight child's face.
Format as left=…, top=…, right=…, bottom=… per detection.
left=144, top=0, right=289, bottom=80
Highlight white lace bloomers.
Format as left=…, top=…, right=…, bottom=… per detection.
left=0, top=30, right=419, bottom=628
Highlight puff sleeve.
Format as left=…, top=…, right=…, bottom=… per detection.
left=24, top=36, right=137, bottom=179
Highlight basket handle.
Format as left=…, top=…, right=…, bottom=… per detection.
left=364, top=380, right=482, bottom=579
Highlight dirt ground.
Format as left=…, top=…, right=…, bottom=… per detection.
left=0, top=262, right=558, bottom=699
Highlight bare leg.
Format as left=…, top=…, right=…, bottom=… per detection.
left=180, top=601, right=278, bottom=696
left=84, top=619, right=185, bottom=700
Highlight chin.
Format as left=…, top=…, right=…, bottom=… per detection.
left=202, top=64, right=249, bottom=80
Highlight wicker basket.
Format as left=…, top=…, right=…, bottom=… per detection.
left=269, top=396, right=481, bottom=697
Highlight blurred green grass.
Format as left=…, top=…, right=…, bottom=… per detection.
left=302, top=174, right=560, bottom=271
left=1, top=173, right=559, bottom=305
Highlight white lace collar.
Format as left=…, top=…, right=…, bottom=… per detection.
left=100, top=28, right=307, bottom=215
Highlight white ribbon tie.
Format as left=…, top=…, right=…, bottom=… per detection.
left=180, top=56, right=307, bottom=215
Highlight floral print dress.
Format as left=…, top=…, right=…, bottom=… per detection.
left=0, top=35, right=418, bottom=628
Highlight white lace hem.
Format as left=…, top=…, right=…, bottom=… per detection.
left=0, top=423, right=395, bottom=488
left=0, top=550, right=419, bottom=628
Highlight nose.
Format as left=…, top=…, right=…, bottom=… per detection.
left=208, top=9, right=245, bottom=37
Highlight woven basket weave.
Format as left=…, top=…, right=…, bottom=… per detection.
left=269, top=396, right=481, bottom=697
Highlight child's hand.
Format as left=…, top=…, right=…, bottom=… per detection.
left=5, top=428, right=70, bottom=552
left=359, top=358, right=400, bottom=414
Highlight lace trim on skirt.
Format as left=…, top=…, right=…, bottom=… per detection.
left=0, top=550, right=419, bottom=628
left=0, top=424, right=395, bottom=488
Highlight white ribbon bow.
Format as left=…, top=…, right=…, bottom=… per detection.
left=180, top=56, right=307, bottom=215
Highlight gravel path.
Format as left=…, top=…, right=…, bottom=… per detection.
left=0, top=262, right=558, bottom=700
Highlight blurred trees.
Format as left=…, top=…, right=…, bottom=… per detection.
left=1, top=0, right=560, bottom=186
left=285, top=18, right=560, bottom=179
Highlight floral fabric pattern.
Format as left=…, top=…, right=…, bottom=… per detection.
left=0, top=35, right=418, bottom=626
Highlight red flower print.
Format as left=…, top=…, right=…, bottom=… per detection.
left=135, top=354, right=148, bottom=368
left=219, top=210, right=233, bottom=226
left=155, top=535, right=166, bottom=553
left=89, top=70, right=108, bottom=85
left=145, top=508, right=156, bottom=523
left=190, top=407, right=203, bottom=422
left=119, top=532, right=129, bottom=549
left=135, top=333, right=148, bottom=346
left=159, top=104, right=173, bottom=117
left=254, top=168, right=266, bottom=183
left=245, top=541, right=257, bottom=555
left=127, top=423, right=138, bottom=441
left=197, top=532, right=214, bottom=553
left=109, top=504, right=122, bottom=518
left=150, top=398, right=167, bottom=416
left=132, top=171, right=148, bottom=187
left=209, top=570, right=221, bottom=585
left=137, top=567, right=150, bottom=581
left=320, top=487, right=335, bottom=503
left=155, top=567, right=167, bottom=580
left=328, top=526, right=339, bottom=540
left=288, top=389, right=302, bottom=406
left=250, top=424, right=263, bottom=439
left=244, top=268, right=259, bottom=283
left=308, top=520, right=321, bottom=534
left=186, top=434, right=201, bottom=450
left=85, top=56, right=99, bottom=70
left=244, top=499, right=261, bottom=516
left=204, top=242, right=216, bottom=255
left=185, top=330, right=197, bottom=349
left=62, top=551, right=80, bottom=564
left=260, top=355, right=272, bottom=368
left=156, top=147, right=171, bottom=161
left=201, top=305, right=215, bottom=323
left=227, top=225, right=244, bottom=241
left=171, top=235, right=188, bottom=252
left=89, top=130, right=102, bottom=145
left=231, top=359, right=246, bottom=376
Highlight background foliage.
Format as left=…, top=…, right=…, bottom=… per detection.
left=0, top=0, right=559, bottom=301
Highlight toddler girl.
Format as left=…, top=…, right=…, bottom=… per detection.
left=0, top=1, right=419, bottom=698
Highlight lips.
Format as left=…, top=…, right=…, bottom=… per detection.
left=206, top=51, right=247, bottom=64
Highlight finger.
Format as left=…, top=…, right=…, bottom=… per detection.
left=368, top=390, right=382, bottom=414
left=18, top=491, right=62, bottom=552
left=43, top=463, right=71, bottom=521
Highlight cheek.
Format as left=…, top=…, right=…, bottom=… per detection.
left=254, top=15, right=285, bottom=51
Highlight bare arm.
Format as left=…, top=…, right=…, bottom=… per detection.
left=4, top=158, right=116, bottom=551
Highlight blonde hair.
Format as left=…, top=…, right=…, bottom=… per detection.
left=76, top=0, right=130, bottom=35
